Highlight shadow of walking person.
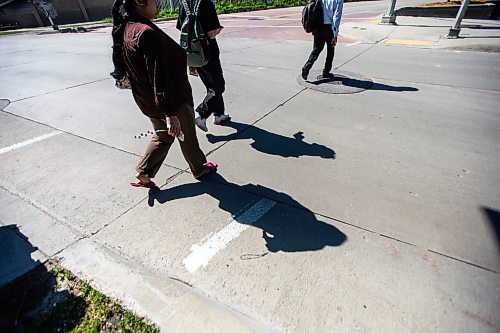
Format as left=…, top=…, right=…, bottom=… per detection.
left=148, top=173, right=347, bottom=253
left=206, top=121, right=336, bottom=159
left=0, top=99, right=10, bottom=111
left=311, top=75, right=419, bottom=92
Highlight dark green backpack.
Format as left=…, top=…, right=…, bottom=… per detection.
left=179, top=0, right=209, bottom=67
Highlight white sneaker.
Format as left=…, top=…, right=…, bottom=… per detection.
left=213, top=114, right=231, bottom=125
left=195, top=113, right=208, bottom=132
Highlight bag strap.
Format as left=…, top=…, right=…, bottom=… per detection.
left=181, top=0, right=202, bottom=16
left=180, top=0, right=205, bottom=40
left=181, top=0, right=192, bottom=16
left=193, top=0, right=202, bottom=15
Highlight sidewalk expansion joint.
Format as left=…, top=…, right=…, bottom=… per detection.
left=0, top=109, right=153, bottom=160
left=370, top=76, right=500, bottom=93
left=11, top=77, right=111, bottom=103
left=0, top=180, right=85, bottom=240
left=335, top=37, right=383, bottom=70
left=380, top=233, right=417, bottom=246
left=197, top=175, right=499, bottom=274
left=89, top=169, right=186, bottom=238
left=427, top=249, right=500, bottom=275
left=205, top=87, right=307, bottom=157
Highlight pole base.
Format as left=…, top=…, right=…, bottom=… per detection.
left=381, top=15, right=397, bottom=24
left=447, top=28, right=461, bottom=38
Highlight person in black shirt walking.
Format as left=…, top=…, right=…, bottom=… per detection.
left=177, top=0, right=230, bottom=132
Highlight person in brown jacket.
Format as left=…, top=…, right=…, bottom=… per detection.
left=110, top=0, right=217, bottom=188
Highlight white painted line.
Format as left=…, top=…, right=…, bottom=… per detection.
left=345, top=41, right=362, bottom=47
left=183, top=198, right=276, bottom=273
left=0, top=131, right=62, bottom=155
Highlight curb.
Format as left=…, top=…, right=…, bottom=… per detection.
left=56, top=238, right=279, bottom=333
left=395, top=3, right=497, bottom=19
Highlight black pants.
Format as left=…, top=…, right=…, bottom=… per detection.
left=304, top=24, right=335, bottom=74
left=196, top=39, right=226, bottom=119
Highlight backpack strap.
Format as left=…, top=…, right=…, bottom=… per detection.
left=181, top=0, right=192, bottom=16
left=180, top=0, right=206, bottom=40
left=193, top=0, right=202, bottom=15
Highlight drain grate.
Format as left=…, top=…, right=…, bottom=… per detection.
left=297, top=70, right=373, bottom=94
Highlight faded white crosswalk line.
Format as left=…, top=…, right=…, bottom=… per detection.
left=183, top=198, right=276, bottom=273
left=345, top=41, right=362, bottom=47
left=0, top=131, right=63, bottom=155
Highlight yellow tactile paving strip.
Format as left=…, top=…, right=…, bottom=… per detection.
left=386, top=39, right=433, bottom=46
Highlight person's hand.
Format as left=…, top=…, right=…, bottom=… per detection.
left=207, top=28, right=222, bottom=39
left=331, top=36, right=338, bottom=46
left=166, top=116, right=181, bottom=138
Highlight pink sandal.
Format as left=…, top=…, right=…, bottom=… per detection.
left=195, top=161, right=218, bottom=180
left=130, top=180, right=158, bottom=189
left=205, top=161, right=218, bottom=170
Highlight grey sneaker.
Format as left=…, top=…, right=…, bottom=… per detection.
left=213, top=114, right=231, bottom=125
left=195, top=113, right=208, bottom=132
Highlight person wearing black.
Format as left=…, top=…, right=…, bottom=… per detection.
left=302, top=0, right=344, bottom=80
left=177, top=0, right=230, bottom=132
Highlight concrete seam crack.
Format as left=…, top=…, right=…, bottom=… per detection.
left=12, top=77, right=111, bottom=103
left=205, top=88, right=307, bottom=157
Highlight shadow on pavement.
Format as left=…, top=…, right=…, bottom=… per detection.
left=456, top=36, right=500, bottom=39
left=206, top=121, right=336, bottom=159
left=0, top=225, right=86, bottom=332
left=310, top=75, right=419, bottom=92
left=0, top=99, right=10, bottom=111
left=148, top=173, right=347, bottom=253
left=370, top=81, right=419, bottom=92
left=397, top=24, right=500, bottom=30
left=481, top=207, right=500, bottom=254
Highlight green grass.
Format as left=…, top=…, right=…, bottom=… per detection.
left=154, top=0, right=307, bottom=19
left=36, top=266, right=160, bottom=333
left=1, top=0, right=307, bottom=35
left=0, top=29, right=30, bottom=36
left=215, top=0, right=307, bottom=13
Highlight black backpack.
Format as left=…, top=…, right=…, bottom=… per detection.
left=179, top=0, right=209, bottom=67
left=302, top=0, right=323, bottom=33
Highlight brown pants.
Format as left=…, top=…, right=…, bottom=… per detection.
left=136, top=104, right=207, bottom=179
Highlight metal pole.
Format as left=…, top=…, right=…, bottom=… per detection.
left=31, top=3, right=44, bottom=27
left=447, top=0, right=470, bottom=38
left=76, top=0, right=90, bottom=22
left=381, top=0, right=397, bottom=24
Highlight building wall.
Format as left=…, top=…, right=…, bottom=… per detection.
left=51, top=0, right=85, bottom=24
left=0, top=0, right=114, bottom=29
left=0, top=2, right=44, bottom=28
left=81, top=0, right=114, bottom=21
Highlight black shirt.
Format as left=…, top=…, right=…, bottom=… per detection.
left=176, top=0, right=223, bottom=34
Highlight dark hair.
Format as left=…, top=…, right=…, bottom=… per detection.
left=110, top=0, right=133, bottom=79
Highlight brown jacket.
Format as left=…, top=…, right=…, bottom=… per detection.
left=123, top=20, right=193, bottom=118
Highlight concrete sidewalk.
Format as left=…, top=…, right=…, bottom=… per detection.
left=342, top=15, right=500, bottom=52
left=1, top=6, right=499, bottom=332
